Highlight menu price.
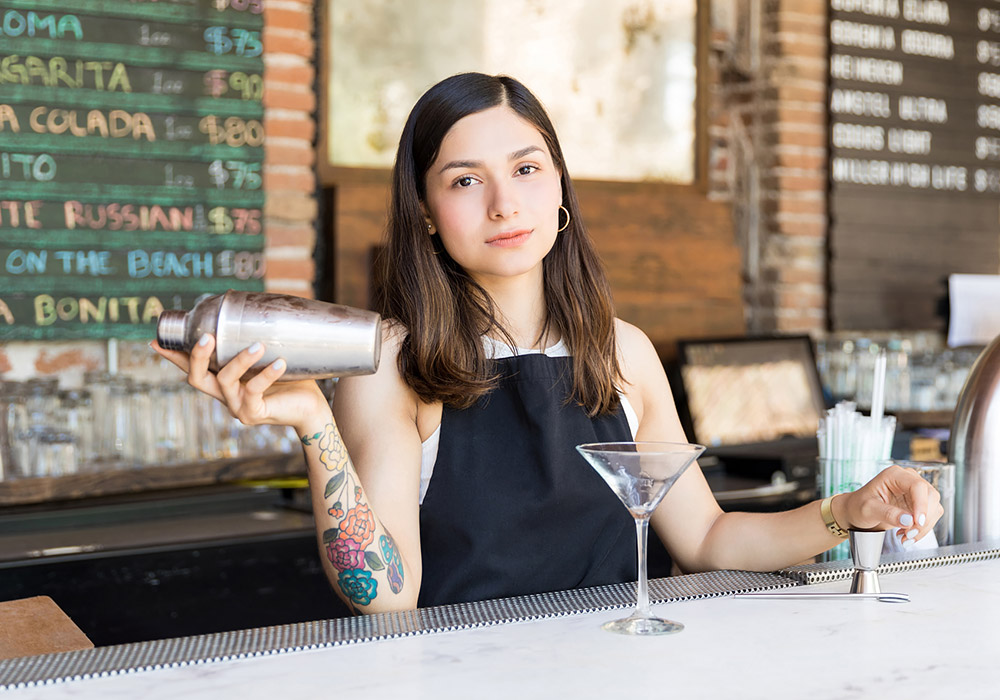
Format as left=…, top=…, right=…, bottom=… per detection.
left=0, top=0, right=265, bottom=341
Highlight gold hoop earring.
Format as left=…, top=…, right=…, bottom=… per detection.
left=427, top=225, right=440, bottom=255
left=557, top=205, right=570, bottom=233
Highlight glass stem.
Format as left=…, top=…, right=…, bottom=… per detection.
left=635, top=515, right=652, bottom=619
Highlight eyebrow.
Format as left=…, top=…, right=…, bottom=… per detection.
left=437, top=145, right=544, bottom=174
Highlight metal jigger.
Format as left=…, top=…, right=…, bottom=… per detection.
left=848, top=530, right=887, bottom=594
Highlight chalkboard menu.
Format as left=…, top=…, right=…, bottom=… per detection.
left=828, top=0, right=1000, bottom=331
left=0, top=0, right=265, bottom=340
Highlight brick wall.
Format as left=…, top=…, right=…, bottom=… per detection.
left=262, top=0, right=317, bottom=298
left=0, top=0, right=318, bottom=385
left=709, top=0, right=828, bottom=336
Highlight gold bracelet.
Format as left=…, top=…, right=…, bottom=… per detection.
left=821, top=496, right=849, bottom=539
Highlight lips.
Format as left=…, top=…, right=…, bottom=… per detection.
left=486, top=229, right=532, bottom=247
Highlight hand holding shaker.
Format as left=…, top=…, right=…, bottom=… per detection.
left=156, top=291, right=381, bottom=380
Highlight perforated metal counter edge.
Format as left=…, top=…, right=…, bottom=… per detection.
left=3, top=541, right=998, bottom=690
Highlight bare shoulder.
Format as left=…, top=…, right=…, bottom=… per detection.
left=613, top=318, right=683, bottom=441
left=614, top=317, right=661, bottom=382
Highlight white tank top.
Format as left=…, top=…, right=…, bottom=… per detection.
left=419, top=337, right=639, bottom=503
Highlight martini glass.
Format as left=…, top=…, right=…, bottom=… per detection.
left=577, top=441, right=706, bottom=635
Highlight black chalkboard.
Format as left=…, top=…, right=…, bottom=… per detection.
left=0, top=0, right=265, bottom=340
left=828, top=1, right=1000, bottom=331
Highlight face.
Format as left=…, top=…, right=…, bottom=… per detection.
left=422, top=105, right=563, bottom=288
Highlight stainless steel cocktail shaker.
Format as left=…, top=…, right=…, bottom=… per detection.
left=156, top=291, right=381, bottom=380
left=949, top=334, right=1000, bottom=543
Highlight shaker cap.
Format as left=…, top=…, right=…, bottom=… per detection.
left=157, top=310, right=188, bottom=350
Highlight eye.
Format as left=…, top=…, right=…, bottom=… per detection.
left=516, top=164, right=538, bottom=176
left=453, top=175, right=478, bottom=188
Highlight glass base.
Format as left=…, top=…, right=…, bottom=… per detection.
left=601, top=614, right=684, bottom=636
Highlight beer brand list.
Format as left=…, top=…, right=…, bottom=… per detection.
left=0, top=0, right=265, bottom=340
left=828, top=0, right=1000, bottom=330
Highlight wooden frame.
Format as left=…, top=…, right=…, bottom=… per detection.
left=316, top=0, right=710, bottom=190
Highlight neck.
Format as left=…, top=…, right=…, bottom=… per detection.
left=473, top=268, right=549, bottom=350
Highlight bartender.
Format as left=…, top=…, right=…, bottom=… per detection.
left=154, top=72, right=944, bottom=614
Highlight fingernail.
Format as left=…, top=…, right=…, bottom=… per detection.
left=918, top=513, right=926, bottom=527
left=900, top=513, right=914, bottom=527
left=198, top=334, right=211, bottom=347
left=248, top=342, right=262, bottom=354
left=907, top=528, right=919, bottom=540
left=272, top=359, right=286, bottom=372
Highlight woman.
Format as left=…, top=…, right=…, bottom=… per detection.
left=154, top=73, right=942, bottom=614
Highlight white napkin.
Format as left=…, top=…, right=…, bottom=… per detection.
left=883, top=527, right=938, bottom=554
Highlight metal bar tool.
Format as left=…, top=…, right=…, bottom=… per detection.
left=849, top=529, right=887, bottom=594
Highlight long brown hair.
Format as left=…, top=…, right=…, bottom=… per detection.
left=373, top=73, right=623, bottom=416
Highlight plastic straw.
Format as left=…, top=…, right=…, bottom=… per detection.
left=871, top=350, right=887, bottom=425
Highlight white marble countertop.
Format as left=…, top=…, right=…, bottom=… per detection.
left=6, top=556, right=1000, bottom=700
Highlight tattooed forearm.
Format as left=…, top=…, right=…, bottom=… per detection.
left=302, top=422, right=404, bottom=608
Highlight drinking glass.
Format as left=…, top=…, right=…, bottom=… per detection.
left=128, top=381, right=155, bottom=465
left=0, top=383, right=28, bottom=480
left=58, top=389, right=94, bottom=467
left=104, top=376, right=134, bottom=467
left=895, top=460, right=955, bottom=546
left=35, top=431, right=78, bottom=477
left=576, top=441, right=705, bottom=635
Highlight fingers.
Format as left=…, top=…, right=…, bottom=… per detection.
left=244, top=357, right=287, bottom=397
left=185, top=334, right=226, bottom=403
left=902, top=476, right=931, bottom=542
left=215, top=341, right=266, bottom=413
left=150, top=340, right=192, bottom=373
left=871, top=465, right=940, bottom=544
left=151, top=336, right=224, bottom=402
left=155, top=335, right=290, bottom=426
left=229, top=358, right=287, bottom=424
left=878, top=504, right=921, bottom=545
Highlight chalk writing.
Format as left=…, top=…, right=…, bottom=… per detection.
left=65, top=202, right=194, bottom=232
left=198, top=115, right=264, bottom=146
left=0, top=153, right=56, bottom=181
left=0, top=3, right=265, bottom=340
left=203, top=26, right=262, bottom=57
left=34, top=294, right=163, bottom=326
left=213, top=0, right=264, bottom=14
left=0, top=201, right=42, bottom=228
left=0, top=56, right=131, bottom=91
left=24, top=107, right=155, bottom=140
left=207, top=206, right=261, bottom=235
left=0, top=11, right=83, bottom=40
left=203, top=69, right=263, bottom=100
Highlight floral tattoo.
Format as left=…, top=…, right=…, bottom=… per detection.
left=302, top=422, right=404, bottom=608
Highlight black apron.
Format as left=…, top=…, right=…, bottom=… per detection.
left=417, top=353, right=672, bottom=607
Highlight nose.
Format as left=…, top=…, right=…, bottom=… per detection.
left=487, top=180, right=519, bottom=220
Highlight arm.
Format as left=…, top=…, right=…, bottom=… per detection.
left=325, top=325, right=424, bottom=612
left=614, top=321, right=942, bottom=573
left=153, top=325, right=423, bottom=613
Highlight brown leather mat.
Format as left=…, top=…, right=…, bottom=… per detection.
left=0, top=596, right=93, bottom=660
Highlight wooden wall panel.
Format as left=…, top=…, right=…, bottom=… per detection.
left=330, top=180, right=744, bottom=358
left=574, top=181, right=744, bottom=357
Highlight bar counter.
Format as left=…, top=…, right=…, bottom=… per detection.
left=3, top=542, right=998, bottom=698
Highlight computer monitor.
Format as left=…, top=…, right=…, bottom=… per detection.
left=674, top=335, right=826, bottom=448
